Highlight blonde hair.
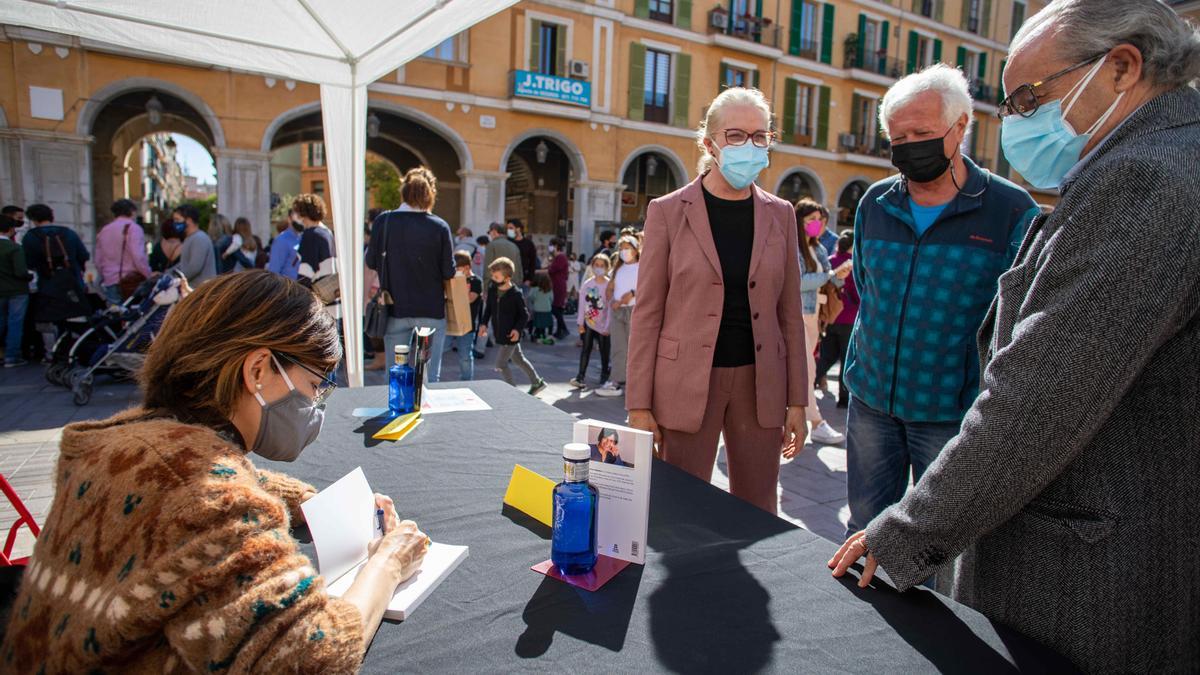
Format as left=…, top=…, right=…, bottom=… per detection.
left=695, top=87, right=773, bottom=175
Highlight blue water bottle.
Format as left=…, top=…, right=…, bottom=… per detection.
left=388, top=345, right=415, bottom=416
left=551, top=442, right=598, bottom=575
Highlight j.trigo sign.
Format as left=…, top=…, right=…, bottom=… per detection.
left=512, top=70, right=591, bottom=107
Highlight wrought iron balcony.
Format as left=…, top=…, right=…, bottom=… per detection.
left=707, top=8, right=781, bottom=49
left=839, top=133, right=891, bottom=158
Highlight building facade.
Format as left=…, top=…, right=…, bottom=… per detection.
left=0, top=0, right=1049, bottom=255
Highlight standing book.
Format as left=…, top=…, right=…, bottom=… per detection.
left=572, top=419, right=653, bottom=564
left=301, top=467, right=468, bottom=620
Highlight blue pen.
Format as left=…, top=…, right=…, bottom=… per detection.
left=375, top=508, right=385, bottom=539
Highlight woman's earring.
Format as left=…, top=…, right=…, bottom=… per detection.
left=256, top=383, right=263, bottom=391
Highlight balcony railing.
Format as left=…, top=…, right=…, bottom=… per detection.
left=969, top=80, right=995, bottom=104
left=844, top=52, right=907, bottom=79
left=839, top=133, right=891, bottom=158
left=790, top=37, right=819, bottom=61
left=707, top=9, right=781, bottom=49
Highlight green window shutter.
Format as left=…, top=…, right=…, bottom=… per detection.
left=820, top=3, right=835, bottom=64
left=555, top=25, right=567, bottom=77
left=755, top=0, right=763, bottom=17
left=956, top=46, right=966, bottom=70
left=933, top=38, right=942, bottom=63
left=880, top=20, right=889, bottom=53
left=912, top=0, right=921, bottom=11
left=628, top=42, right=646, bottom=121
left=788, top=0, right=801, bottom=56
left=856, top=14, right=866, bottom=67
left=530, top=20, right=542, bottom=71
left=673, top=53, right=692, bottom=127
left=980, top=0, right=992, bottom=38
left=782, top=78, right=798, bottom=143
left=676, top=0, right=692, bottom=29
left=634, top=0, right=649, bottom=19
left=718, top=62, right=729, bottom=91
left=816, top=85, right=831, bottom=150
left=907, top=30, right=918, bottom=73
left=978, top=52, right=988, bottom=80
left=935, top=0, right=944, bottom=22
left=850, top=95, right=862, bottom=139
left=960, top=0, right=970, bottom=29
left=752, top=68, right=760, bottom=89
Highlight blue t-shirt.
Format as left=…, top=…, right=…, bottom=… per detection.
left=908, top=197, right=950, bottom=238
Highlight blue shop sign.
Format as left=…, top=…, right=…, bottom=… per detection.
left=513, top=70, right=590, bottom=107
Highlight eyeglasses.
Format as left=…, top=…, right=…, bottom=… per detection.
left=273, top=351, right=338, bottom=405
left=996, top=52, right=1107, bottom=120
left=713, top=128, right=774, bottom=148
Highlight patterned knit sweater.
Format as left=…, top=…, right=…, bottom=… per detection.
left=1, top=409, right=363, bottom=673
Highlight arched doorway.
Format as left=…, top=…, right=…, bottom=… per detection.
left=263, top=106, right=463, bottom=229
left=837, top=179, right=870, bottom=231
left=87, top=88, right=221, bottom=234
left=618, top=149, right=684, bottom=227
left=775, top=169, right=824, bottom=206
left=503, top=136, right=574, bottom=242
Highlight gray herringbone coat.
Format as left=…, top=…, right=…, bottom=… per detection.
left=866, top=85, right=1200, bottom=673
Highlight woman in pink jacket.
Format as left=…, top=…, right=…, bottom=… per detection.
left=626, top=87, right=809, bottom=514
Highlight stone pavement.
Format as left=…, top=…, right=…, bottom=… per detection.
left=0, top=333, right=852, bottom=560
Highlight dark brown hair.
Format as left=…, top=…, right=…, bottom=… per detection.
left=794, top=198, right=827, bottom=272
left=234, top=217, right=259, bottom=252
left=401, top=167, right=437, bottom=211
left=534, top=270, right=551, bottom=293
left=453, top=250, right=472, bottom=269
left=292, top=193, right=326, bottom=222
left=139, top=271, right=340, bottom=428
left=488, top=256, right=514, bottom=278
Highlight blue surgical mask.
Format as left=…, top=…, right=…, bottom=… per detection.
left=1001, top=57, right=1125, bottom=189
left=714, top=142, right=769, bottom=190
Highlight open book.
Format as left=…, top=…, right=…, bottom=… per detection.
left=300, top=467, right=468, bottom=620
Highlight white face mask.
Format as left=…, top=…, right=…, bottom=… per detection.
left=593, top=266, right=606, bottom=276
left=620, top=249, right=635, bottom=263
left=548, top=245, right=556, bottom=253
left=507, top=228, right=517, bottom=238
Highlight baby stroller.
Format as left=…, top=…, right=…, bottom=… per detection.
left=45, top=272, right=185, bottom=405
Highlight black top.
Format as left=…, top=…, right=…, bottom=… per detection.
left=703, top=185, right=756, bottom=368
left=366, top=211, right=455, bottom=319
left=479, top=283, right=528, bottom=344
left=466, top=274, right=483, bottom=329
left=298, top=225, right=335, bottom=274
left=513, top=237, right=538, bottom=284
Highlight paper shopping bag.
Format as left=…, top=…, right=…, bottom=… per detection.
left=444, top=275, right=472, bottom=337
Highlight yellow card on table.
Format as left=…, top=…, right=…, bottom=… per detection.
left=503, top=464, right=555, bottom=527
left=373, top=412, right=422, bottom=442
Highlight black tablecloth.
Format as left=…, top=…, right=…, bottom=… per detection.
left=257, top=381, right=1074, bottom=674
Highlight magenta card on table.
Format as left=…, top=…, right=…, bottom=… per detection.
left=532, top=555, right=631, bottom=592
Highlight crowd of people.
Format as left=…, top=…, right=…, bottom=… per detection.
left=1, top=0, right=1198, bottom=671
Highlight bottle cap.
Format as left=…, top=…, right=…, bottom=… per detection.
left=395, top=345, right=409, bottom=353
left=563, top=443, right=590, bottom=461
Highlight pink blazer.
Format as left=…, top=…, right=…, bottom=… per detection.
left=626, top=176, right=810, bottom=434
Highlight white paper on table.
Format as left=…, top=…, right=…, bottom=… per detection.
left=573, top=419, right=653, bottom=565
left=420, top=388, right=492, bottom=414
left=299, top=467, right=469, bottom=621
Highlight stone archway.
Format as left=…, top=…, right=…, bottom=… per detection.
left=774, top=168, right=826, bottom=206
left=618, top=147, right=686, bottom=226
left=837, top=178, right=871, bottom=232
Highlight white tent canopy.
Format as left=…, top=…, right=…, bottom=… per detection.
left=0, top=0, right=518, bottom=386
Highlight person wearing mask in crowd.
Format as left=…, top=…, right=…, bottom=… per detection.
left=22, top=204, right=92, bottom=356
left=0, top=215, right=30, bottom=367
left=94, top=198, right=153, bottom=305
left=571, top=253, right=613, bottom=389
left=831, top=2, right=1200, bottom=670
left=626, top=87, right=808, bottom=514
left=2, top=205, right=28, bottom=244
left=478, top=257, right=546, bottom=395
left=792, top=199, right=850, bottom=447
left=527, top=271, right=555, bottom=345
left=293, top=194, right=339, bottom=322
left=814, top=232, right=858, bottom=409
left=508, top=219, right=537, bottom=291
left=366, top=168, right=455, bottom=383
left=209, top=213, right=236, bottom=274
left=223, top=217, right=261, bottom=272
left=483, top=222, right=523, bottom=292
left=799, top=202, right=838, bottom=257
left=837, top=64, right=1037, bottom=545
left=451, top=251, right=482, bottom=380
left=266, top=211, right=303, bottom=279
left=593, top=229, right=616, bottom=259
left=455, top=227, right=482, bottom=278
left=169, top=204, right=217, bottom=286
left=597, top=235, right=641, bottom=398
left=148, top=217, right=185, bottom=273
left=546, top=237, right=570, bottom=340
left=0, top=270, right=430, bottom=672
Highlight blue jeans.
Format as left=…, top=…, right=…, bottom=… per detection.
left=0, top=294, right=29, bottom=361
left=103, top=284, right=123, bottom=306
left=454, top=331, right=475, bottom=381
left=844, top=397, right=961, bottom=539
left=384, top=317, right=447, bottom=384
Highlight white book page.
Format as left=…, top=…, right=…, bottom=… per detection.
left=325, top=544, right=470, bottom=621
left=300, top=467, right=375, bottom=584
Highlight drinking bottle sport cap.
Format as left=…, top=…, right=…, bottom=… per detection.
left=563, top=443, right=591, bottom=461
left=395, top=345, right=409, bottom=353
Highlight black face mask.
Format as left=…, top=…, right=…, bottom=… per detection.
left=890, top=127, right=953, bottom=183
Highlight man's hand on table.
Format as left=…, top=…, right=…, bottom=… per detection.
left=828, top=530, right=878, bottom=588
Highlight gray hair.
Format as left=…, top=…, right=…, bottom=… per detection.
left=695, top=87, right=772, bottom=175
left=1011, top=0, right=1200, bottom=89
left=878, top=64, right=974, bottom=139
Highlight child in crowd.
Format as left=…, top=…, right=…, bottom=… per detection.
left=453, top=251, right=482, bottom=380
left=528, top=271, right=555, bottom=345
left=597, top=235, right=640, bottom=397
left=571, top=253, right=611, bottom=389
left=479, top=257, right=546, bottom=396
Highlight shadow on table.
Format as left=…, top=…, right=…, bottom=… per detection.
left=501, top=503, right=551, bottom=540
left=352, top=417, right=392, bottom=449
left=645, top=461, right=793, bottom=673
left=515, top=562, right=645, bottom=656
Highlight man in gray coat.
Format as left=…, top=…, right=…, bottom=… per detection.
left=830, top=1, right=1200, bottom=671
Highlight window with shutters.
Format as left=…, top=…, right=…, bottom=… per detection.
left=916, top=34, right=934, bottom=68
left=963, top=50, right=981, bottom=80
left=532, top=21, right=567, bottom=76
left=965, top=0, right=982, bottom=33
left=851, top=94, right=879, bottom=152
left=648, top=0, right=673, bottom=23
left=724, top=65, right=751, bottom=89
left=791, top=0, right=820, bottom=59
left=795, top=84, right=815, bottom=144
left=1010, top=1, right=1026, bottom=40
left=644, top=49, right=672, bottom=124
left=918, top=0, right=934, bottom=18
left=307, top=142, right=324, bottom=168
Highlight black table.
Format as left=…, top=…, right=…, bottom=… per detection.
left=257, top=381, right=1074, bottom=673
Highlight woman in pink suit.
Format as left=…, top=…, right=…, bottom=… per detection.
left=626, top=87, right=809, bottom=514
